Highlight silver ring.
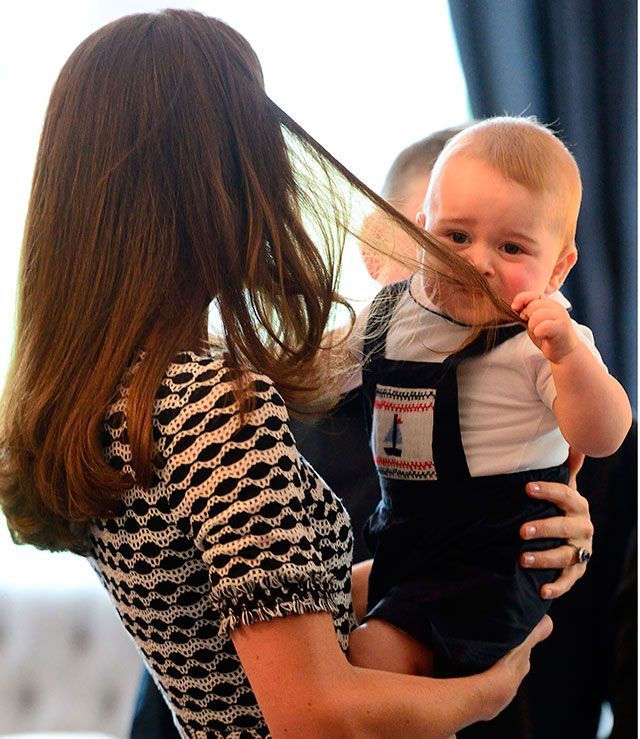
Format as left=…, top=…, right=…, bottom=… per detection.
left=569, top=544, right=591, bottom=565
left=577, top=547, right=591, bottom=564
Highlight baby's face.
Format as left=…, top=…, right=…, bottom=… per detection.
left=422, top=154, right=572, bottom=321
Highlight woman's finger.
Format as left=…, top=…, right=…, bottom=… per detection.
left=520, top=476, right=593, bottom=602
left=520, top=544, right=586, bottom=571
left=520, top=514, right=594, bottom=542
left=537, top=564, right=587, bottom=599
left=525, top=480, right=590, bottom=514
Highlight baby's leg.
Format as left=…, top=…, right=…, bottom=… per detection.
left=349, top=621, right=456, bottom=738
left=348, top=618, right=434, bottom=676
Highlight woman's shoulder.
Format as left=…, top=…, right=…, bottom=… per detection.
left=158, top=350, right=280, bottom=408
left=153, top=351, right=288, bottom=447
left=104, top=350, right=288, bottom=462
left=164, top=349, right=270, bottom=384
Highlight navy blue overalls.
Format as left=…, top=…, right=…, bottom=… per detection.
left=360, top=279, right=568, bottom=677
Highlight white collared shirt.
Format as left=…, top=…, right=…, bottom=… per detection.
left=346, top=274, right=605, bottom=477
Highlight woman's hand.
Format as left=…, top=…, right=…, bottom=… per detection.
left=519, top=448, right=593, bottom=599
left=481, top=616, right=554, bottom=721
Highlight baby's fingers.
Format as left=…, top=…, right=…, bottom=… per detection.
left=529, top=317, right=561, bottom=340
left=511, top=291, right=543, bottom=314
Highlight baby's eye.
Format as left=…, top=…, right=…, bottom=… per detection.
left=501, top=243, right=523, bottom=255
left=449, top=231, right=469, bottom=245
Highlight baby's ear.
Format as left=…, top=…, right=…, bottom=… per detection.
left=546, top=244, right=578, bottom=293
left=416, top=211, right=426, bottom=228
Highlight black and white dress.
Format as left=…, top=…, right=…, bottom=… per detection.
left=87, top=352, right=354, bottom=738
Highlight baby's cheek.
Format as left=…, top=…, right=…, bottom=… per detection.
left=499, top=267, right=542, bottom=303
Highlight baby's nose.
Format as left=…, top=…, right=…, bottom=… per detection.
left=467, top=245, right=494, bottom=275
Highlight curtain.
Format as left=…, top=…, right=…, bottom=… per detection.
left=448, top=0, right=637, bottom=409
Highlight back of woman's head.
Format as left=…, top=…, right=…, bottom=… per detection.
left=35, top=10, right=270, bottom=324
left=33, top=10, right=324, bottom=357
left=0, top=10, right=351, bottom=550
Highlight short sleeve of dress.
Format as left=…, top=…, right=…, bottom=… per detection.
left=528, top=320, right=608, bottom=408
left=156, top=357, right=342, bottom=635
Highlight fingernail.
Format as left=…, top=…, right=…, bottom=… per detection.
left=530, top=483, right=541, bottom=495
left=524, top=526, right=537, bottom=538
left=542, top=587, right=553, bottom=599
left=523, top=554, right=535, bottom=566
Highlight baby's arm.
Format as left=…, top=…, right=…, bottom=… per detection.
left=512, top=291, right=632, bottom=457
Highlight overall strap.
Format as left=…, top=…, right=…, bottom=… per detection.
left=359, top=279, right=409, bottom=446
left=432, top=321, right=528, bottom=482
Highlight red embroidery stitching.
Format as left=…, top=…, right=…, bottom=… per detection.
left=374, top=457, right=435, bottom=470
left=374, top=400, right=435, bottom=413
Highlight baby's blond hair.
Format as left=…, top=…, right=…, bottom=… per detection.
left=429, top=116, right=582, bottom=252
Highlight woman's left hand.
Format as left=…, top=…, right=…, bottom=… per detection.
left=519, top=448, right=593, bottom=599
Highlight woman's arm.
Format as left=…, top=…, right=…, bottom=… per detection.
left=232, top=611, right=552, bottom=739
left=519, top=449, right=594, bottom=599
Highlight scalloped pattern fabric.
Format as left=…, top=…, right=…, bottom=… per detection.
left=88, top=352, right=354, bottom=738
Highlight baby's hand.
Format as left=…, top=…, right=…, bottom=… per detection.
left=511, top=291, right=579, bottom=364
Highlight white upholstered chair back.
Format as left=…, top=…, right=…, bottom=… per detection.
left=0, top=583, right=143, bottom=738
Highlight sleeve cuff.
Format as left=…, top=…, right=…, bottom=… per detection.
left=214, top=572, right=338, bottom=636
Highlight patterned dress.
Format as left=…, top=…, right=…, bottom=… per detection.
left=87, top=352, right=354, bottom=738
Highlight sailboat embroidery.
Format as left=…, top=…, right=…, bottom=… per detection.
left=373, top=384, right=437, bottom=480
left=384, top=414, right=403, bottom=457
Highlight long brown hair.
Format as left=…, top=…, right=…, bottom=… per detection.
left=0, top=10, right=512, bottom=552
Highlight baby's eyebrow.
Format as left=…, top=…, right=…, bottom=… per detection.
left=502, top=231, right=538, bottom=246
left=435, top=217, right=476, bottom=226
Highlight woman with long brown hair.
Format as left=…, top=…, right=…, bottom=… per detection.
left=0, top=10, right=592, bottom=737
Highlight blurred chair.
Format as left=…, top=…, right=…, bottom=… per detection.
left=0, top=583, right=143, bottom=738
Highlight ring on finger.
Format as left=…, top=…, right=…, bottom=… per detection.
left=568, top=544, right=591, bottom=565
